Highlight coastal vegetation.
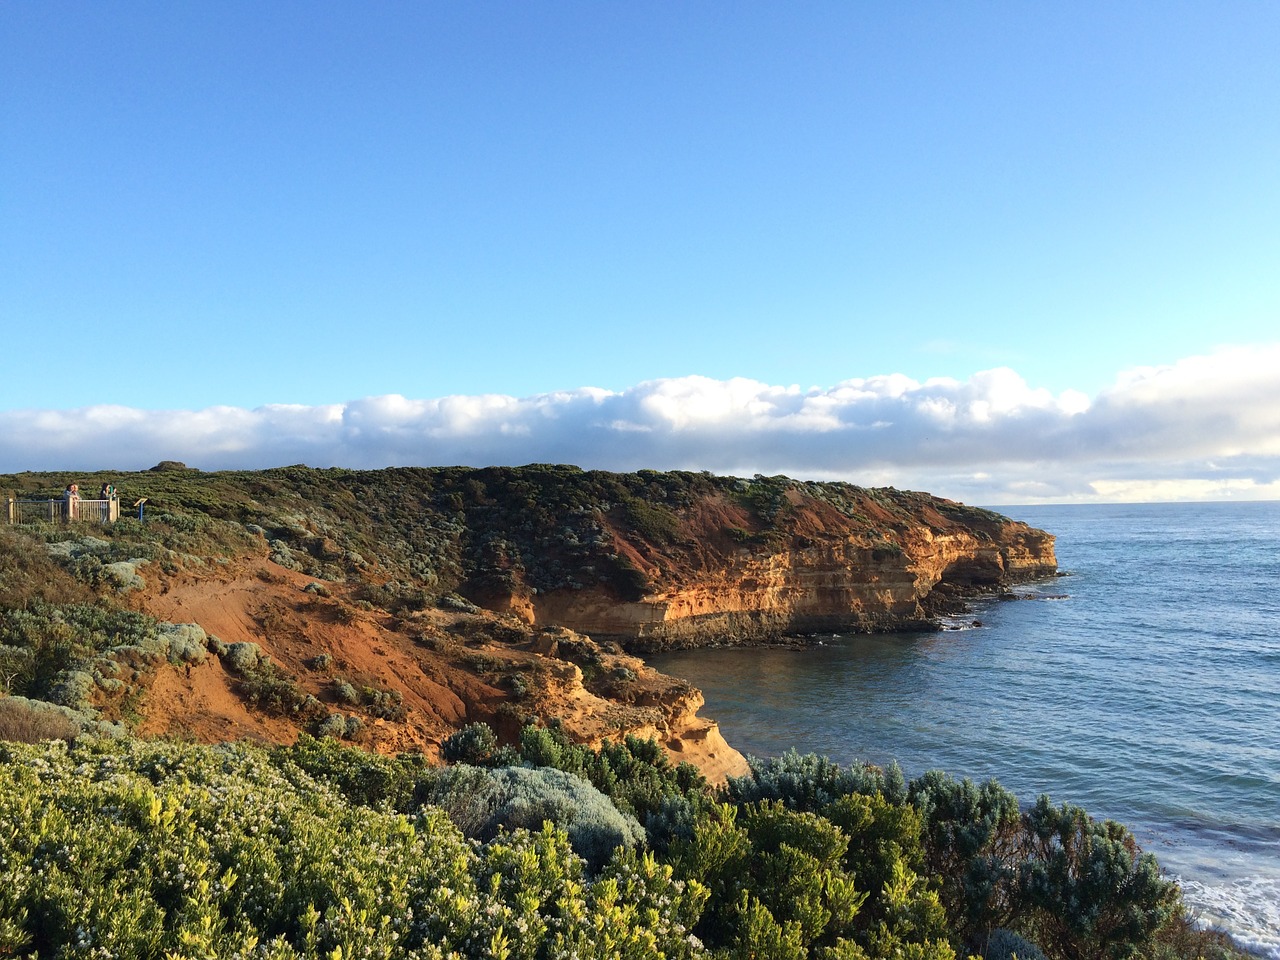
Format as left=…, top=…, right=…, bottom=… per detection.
left=0, top=465, right=1252, bottom=957
left=0, top=724, right=1248, bottom=959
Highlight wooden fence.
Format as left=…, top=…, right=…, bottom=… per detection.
left=5, top=497, right=121, bottom=525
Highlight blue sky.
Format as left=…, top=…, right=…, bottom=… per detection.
left=3, top=3, right=1278, bottom=502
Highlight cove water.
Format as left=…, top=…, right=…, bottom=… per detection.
left=648, top=501, right=1280, bottom=957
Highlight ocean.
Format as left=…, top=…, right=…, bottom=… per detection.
left=647, top=501, right=1280, bottom=957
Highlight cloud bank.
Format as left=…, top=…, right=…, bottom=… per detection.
left=5, top=345, right=1279, bottom=504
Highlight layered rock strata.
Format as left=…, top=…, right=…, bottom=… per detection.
left=498, top=494, right=1056, bottom=649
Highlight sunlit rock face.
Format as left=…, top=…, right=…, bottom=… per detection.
left=492, top=484, right=1057, bottom=649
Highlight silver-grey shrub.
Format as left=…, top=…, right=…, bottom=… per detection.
left=441, top=721, right=497, bottom=764
left=420, top=764, right=646, bottom=871
left=317, top=713, right=349, bottom=739
left=985, top=927, right=1048, bottom=960
left=103, top=560, right=147, bottom=592
left=330, top=680, right=359, bottom=704
left=221, top=642, right=261, bottom=674
left=159, top=622, right=208, bottom=664
left=727, top=748, right=908, bottom=810
left=47, top=670, right=95, bottom=710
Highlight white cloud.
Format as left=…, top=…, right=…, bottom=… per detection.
left=4, top=344, right=1279, bottom=504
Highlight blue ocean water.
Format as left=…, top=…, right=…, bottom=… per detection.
left=648, top=501, right=1280, bottom=956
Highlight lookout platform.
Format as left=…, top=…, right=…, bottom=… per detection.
left=5, top=497, right=121, bottom=525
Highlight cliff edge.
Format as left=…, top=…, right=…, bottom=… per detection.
left=455, top=471, right=1057, bottom=648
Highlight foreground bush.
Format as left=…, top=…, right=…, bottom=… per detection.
left=0, top=737, right=707, bottom=959
left=0, top=729, right=1242, bottom=960
left=728, top=756, right=1183, bottom=960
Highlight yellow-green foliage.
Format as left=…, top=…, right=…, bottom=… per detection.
left=0, top=730, right=1233, bottom=960
left=0, top=737, right=708, bottom=959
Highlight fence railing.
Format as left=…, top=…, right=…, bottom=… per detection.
left=5, top=497, right=121, bottom=525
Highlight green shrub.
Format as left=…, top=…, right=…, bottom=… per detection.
left=236, top=661, right=317, bottom=717
left=821, top=790, right=927, bottom=925
left=668, top=800, right=868, bottom=957
left=0, top=737, right=469, bottom=958
left=907, top=769, right=1022, bottom=941
left=620, top=498, right=681, bottom=544
left=47, top=668, right=96, bottom=709
left=513, top=723, right=712, bottom=834
left=0, top=724, right=1221, bottom=960
left=0, top=602, right=160, bottom=699
left=0, top=529, right=95, bottom=608
left=274, top=733, right=429, bottom=809
left=442, top=720, right=498, bottom=764
left=1016, top=797, right=1177, bottom=960
left=360, top=685, right=406, bottom=721
left=329, top=679, right=359, bottom=704
left=0, top=735, right=721, bottom=959
left=315, top=713, right=348, bottom=738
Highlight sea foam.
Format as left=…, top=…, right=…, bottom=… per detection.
left=1178, top=875, right=1280, bottom=959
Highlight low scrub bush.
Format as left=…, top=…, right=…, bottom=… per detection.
left=419, top=763, right=646, bottom=871
left=235, top=661, right=319, bottom=718
left=221, top=641, right=261, bottom=673
left=159, top=622, right=209, bottom=664
left=0, top=726, right=1243, bottom=960
left=717, top=751, right=1197, bottom=960
left=0, top=602, right=161, bottom=699
left=442, top=721, right=498, bottom=764
left=329, top=679, right=359, bottom=704
left=513, top=722, right=711, bottom=836
left=1016, top=796, right=1177, bottom=960
left=360, top=685, right=406, bottom=721
left=727, top=748, right=908, bottom=810
left=0, top=697, right=80, bottom=743
left=620, top=497, right=681, bottom=544
left=275, top=733, right=429, bottom=809
left=0, top=530, right=96, bottom=608
left=908, top=769, right=1023, bottom=940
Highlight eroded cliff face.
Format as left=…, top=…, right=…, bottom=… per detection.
left=129, top=555, right=749, bottom=782
left=492, top=487, right=1056, bottom=648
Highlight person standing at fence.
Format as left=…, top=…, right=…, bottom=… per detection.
left=99, top=482, right=115, bottom=520
left=63, top=484, right=80, bottom=521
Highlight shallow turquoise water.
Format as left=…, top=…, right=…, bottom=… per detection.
left=648, top=501, right=1280, bottom=956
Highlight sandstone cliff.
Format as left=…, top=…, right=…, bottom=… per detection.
left=467, top=475, right=1057, bottom=648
